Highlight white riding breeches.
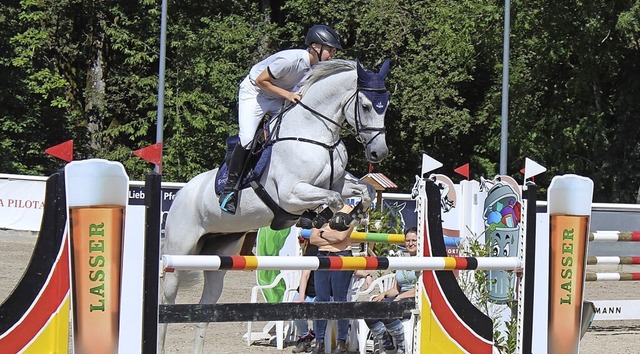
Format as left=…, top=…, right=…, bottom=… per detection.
left=238, top=77, right=285, bottom=147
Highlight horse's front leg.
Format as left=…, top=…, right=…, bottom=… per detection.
left=318, top=175, right=375, bottom=230
left=286, top=182, right=344, bottom=226
left=329, top=202, right=365, bottom=231
left=340, top=172, right=376, bottom=211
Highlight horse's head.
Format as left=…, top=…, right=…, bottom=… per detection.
left=292, top=59, right=390, bottom=163
left=344, top=59, right=391, bottom=163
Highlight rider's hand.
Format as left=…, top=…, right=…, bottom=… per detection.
left=285, top=91, right=301, bottom=103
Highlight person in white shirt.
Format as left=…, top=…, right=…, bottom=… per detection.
left=219, top=24, right=342, bottom=214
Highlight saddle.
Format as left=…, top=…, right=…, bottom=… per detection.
left=214, top=127, right=271, bottom=196
left=214, top=122, right=299, bottom=229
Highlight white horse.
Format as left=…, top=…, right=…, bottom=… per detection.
left=159, top=59, right=391, bottom=353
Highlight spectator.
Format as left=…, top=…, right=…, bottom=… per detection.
left=309, top=205, right=356, bottom=354
left=291, top=240, right=318, bottom=353
left=364, top=227, right=418, bottom=354
left=355, top=269, right=374, bottom=288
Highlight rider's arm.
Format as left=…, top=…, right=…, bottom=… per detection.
left=255, top=68, right=301, bottom=103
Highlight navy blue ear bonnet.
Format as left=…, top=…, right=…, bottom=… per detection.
left=357, top=59, right=391, bottom=114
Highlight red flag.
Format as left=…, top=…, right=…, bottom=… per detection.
left=134, top=142, right=163, bottom=166
left=45, top=140, right=73, bottom=162
left=454, top=163, right=470, bottom=180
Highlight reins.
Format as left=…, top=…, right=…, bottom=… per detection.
left=266, top=103, right=342, bottom=189
left=262, top=71, right=387, bottom=189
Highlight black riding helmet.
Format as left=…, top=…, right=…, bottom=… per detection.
left=305, top=24, right=342, bottom=49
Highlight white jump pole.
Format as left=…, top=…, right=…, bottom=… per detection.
left=162, top=255, right=521, bottom=272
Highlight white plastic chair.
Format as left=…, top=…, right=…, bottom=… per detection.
left=348, top=274, right=367, bottom=301
left=244, top=270, right=301, bottom=350
left=345, top=275, right=366, bottom=352
left=402, top=310, right=417, bottom=354
left=356, top=273, right=396, bottom=300
left=352, top=273, right=396, bottom=354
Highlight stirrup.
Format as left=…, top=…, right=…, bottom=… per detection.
left=219, top=191, right=238, bottom=214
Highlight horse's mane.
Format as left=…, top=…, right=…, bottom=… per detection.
left=298, top=59, right=356, bottom=96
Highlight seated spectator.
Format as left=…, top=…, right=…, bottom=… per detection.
left=364, top=227, right=418, bottom=354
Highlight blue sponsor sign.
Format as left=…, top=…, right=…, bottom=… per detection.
left=128, top=184, right=180, bottom=237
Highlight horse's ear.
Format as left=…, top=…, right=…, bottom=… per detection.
left=378, top=59, right=391, bottom=78
left=357, top=60, right=368, bottom=79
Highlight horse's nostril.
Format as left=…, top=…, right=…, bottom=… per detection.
left=371, top=152, right=378, bottom=160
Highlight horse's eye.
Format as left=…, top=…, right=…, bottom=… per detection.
left=362, top=103, right=372, bottom=112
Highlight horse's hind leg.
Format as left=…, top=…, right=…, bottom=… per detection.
left=193, top=270, right=227, bottom=354
left=192, top=233, right=246, bottom=354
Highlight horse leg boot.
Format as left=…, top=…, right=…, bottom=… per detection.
left=219, top=142, right=250, bottom=214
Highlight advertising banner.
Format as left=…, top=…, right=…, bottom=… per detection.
left=0, top=176, right=47, bottom=231
left=1, top=173, right=415, bottom=235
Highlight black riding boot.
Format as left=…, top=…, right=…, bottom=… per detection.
left=219, top=142, right=250, bottom=214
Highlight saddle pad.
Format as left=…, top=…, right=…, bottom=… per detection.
left=214, top=141, right=272, bottom=195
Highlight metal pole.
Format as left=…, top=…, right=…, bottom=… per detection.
left=500, top=0, right=511, bottom=175
left=155, top=0, right=168, bottom=173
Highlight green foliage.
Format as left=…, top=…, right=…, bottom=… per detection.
left=358, top=207, right=404, bottom=256
left=0, top=0, right=638, bottom=202
left=364, top=208, right=404, bottom=234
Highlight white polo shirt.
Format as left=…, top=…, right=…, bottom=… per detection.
left=248, top=49, right=311, bottom=99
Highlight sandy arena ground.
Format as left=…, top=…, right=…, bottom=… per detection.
left=1, top=229, right=639, bottom=353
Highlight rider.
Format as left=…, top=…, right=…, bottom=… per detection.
left=219, top=24, right=343, bottom=214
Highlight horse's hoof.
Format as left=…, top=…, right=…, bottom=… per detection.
left=296, top=217, right=314, bottom=229
left=328, top=219, right=349, bottom=231
left=312, top=208, right=334, bottom=228
left=329, top=212, right=353, bottom=231
left=296, top=211, right=317, bottom=229
left=312, top=215, right=328, bottom=228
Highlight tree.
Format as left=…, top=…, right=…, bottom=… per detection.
left=1, top=0, right=638, bottom=202
left=501, top=0, right=640, bottom=202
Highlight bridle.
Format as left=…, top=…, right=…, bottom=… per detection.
left=289, top=85, right=387, bottom=149
left=343, top=86, right=387, bottom=149
left=267, top=83, right=387, bottom=188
